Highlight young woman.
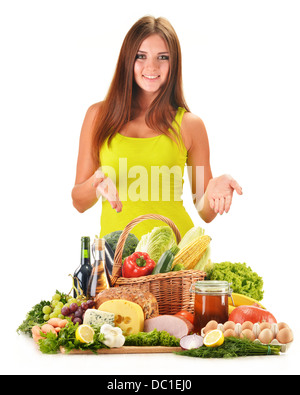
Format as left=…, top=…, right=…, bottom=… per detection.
left=71, top=16, right=242, bottom=239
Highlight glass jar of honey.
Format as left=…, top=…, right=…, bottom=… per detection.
left=190, top=281, right=233, bottom=334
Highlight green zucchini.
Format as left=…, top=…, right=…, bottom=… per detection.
left=151, top=245, right=180, bottom=274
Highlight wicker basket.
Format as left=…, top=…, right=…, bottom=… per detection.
left=110, top=214, right=206, bottom=315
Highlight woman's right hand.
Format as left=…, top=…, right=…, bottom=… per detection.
left=93, top=168, right=122, bottom=213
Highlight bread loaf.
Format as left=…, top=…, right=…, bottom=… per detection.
left=94, top=287, right=159, bottom=319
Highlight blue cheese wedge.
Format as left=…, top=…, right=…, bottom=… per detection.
left=83, top=309, right=115, bottom=327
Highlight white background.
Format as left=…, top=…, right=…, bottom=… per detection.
left=1, top=0, right=299, bottom=375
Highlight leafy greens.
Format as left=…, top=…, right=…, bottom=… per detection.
left=124, top=329, right=180, bottom=347
left=206, top=262, right=264, bottom=301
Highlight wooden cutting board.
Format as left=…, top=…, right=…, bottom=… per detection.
left=60, top=346, right=182, bottom=354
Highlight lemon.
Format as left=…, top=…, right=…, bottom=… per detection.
left=203, top=329, right=224, bottom=348
left=75, top=324, right=95, bottom=344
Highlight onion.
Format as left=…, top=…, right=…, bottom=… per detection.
left=180, top=334, right=204, bottom=350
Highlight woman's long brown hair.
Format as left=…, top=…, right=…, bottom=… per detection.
left=91, top=16, right=190, bottom=168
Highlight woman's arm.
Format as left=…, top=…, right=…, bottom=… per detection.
left=182, top=113, right=216, bottom=222
left=71, top=104, right=102, bottom=213
left=71, top=103, right=122, bottom=213
left=182, top=113, right=242, bottom=223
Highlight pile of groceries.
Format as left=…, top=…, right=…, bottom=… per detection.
left=17, top=226, right=294, bottom=358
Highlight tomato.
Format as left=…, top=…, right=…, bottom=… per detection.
left=175, top=310, right=194, bottom=324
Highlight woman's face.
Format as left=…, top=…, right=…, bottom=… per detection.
left=134, top=34, right=170, bottom=97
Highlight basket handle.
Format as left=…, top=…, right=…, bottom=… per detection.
left=110, top=214, right=181, bottom=286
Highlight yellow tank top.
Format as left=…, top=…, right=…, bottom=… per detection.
left=99, top=107, right=194, bottom=239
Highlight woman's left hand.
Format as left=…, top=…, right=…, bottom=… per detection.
left=206, top=174, right=243, bottom=215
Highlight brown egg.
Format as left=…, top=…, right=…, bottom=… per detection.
left=259, top=322, right=271, bottom=330
left=204, top=320, right=219, bottom=334
left=224, top=329, right=237, bottom=338
left=277, top=322, right=290, bottom=331
left=241, top=321, right=254, bottom=331
left=223, top=321, right=236, bottom=331
left=258, top=328, right=274, bottom=344
left=276, top=328, right=293, bottom=344
left=241, top=329, right=255, bottom=341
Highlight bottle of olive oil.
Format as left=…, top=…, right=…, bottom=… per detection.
left=87, top=237, right=111, bottom=299
left=73, top=236, right=93, bottom=298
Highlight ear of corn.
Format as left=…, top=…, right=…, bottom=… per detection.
left=171, top=235, right=211, bottom=270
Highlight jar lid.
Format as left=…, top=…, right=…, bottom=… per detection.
left=193, top=280, right=232, bottom=295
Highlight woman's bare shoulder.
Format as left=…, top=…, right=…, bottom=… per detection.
left=181, top=111, right=208, bottom=151
left=86, top=101, right=104, bottom=117
left=182, top=111, right=206, bottom=129
left=81, top=101, right=104, bottom=132
left=79, top=101, right=103, bottom=142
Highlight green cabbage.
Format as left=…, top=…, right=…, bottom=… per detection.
left=135, top=226, right=176, bottom=263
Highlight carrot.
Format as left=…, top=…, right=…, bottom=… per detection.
left=47, top=318, right=63, bottom=327
left=54, top=327, right=61, bottom=333
left=41, top=324, right=57, bottom=336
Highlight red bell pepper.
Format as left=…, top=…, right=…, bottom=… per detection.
left=122, top=252, right=156, bottom=278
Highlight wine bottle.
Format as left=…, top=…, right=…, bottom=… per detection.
left=73, top=236, right=93, bottom=298
left=87, top=237, right=111, bottom=299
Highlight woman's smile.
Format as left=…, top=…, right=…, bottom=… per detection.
left=143, top=75, right=160, bottom=80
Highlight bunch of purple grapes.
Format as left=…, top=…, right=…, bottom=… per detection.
left=61, top=299, right=95, bottom=325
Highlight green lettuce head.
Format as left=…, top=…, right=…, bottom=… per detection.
left=135, top=226, right=176, bottom=263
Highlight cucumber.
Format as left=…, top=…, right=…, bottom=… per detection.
left=151, top=245, right=180, bottom=274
